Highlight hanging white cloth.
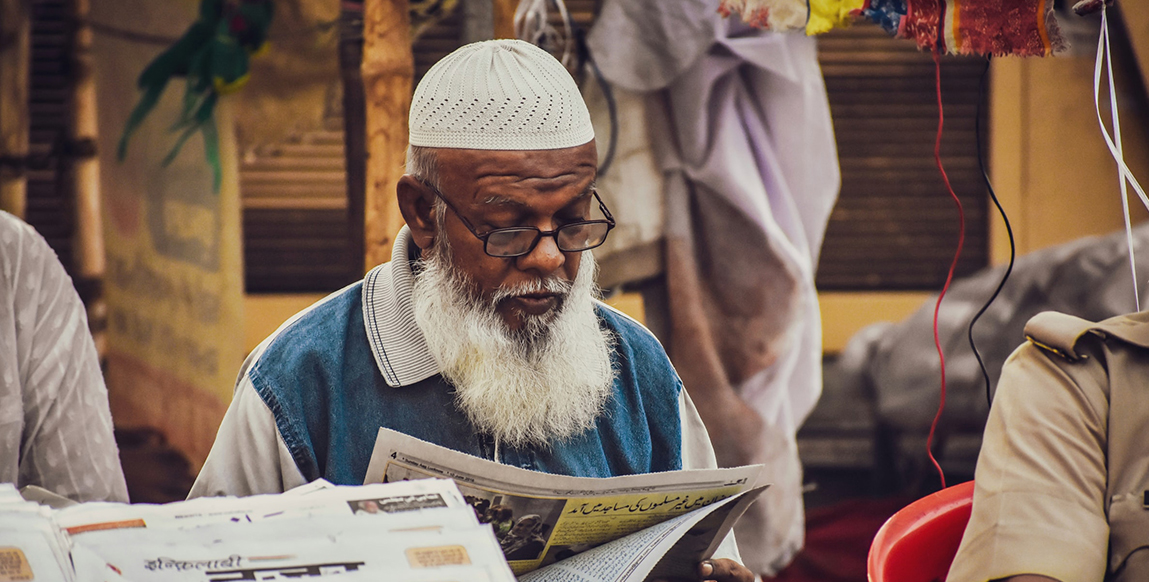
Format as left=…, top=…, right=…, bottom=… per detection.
left=588, top=1, right=840, bottom=573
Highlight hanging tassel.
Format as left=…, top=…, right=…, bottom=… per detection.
left=948, top=0, right=1064, bottom=56
left=902, top=0, right=943, bottom=51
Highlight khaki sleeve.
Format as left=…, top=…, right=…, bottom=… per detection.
left=946, top=342, right=1110, bottom=582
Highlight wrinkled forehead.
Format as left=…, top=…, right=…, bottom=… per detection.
left=435, top=144, right=598, bottom=202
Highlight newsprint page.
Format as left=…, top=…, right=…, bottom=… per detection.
left=364, top=428, right=768, bottom=582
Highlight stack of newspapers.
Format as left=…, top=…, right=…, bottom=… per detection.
left=1, top=483, right=75, bottom=581
left=59, top=478, right=516, bottom=582
left=1, top=429, right=767, bottom=582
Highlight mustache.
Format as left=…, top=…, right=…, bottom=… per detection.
left=490, top=277, right=573, bottom=304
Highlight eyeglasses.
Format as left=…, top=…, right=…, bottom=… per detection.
left=421, top=180, right=616, bottom=258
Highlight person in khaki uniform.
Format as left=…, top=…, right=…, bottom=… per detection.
left=947, top=310, right=1149, bottom=582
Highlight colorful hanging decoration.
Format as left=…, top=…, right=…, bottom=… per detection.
left=901, top=0, right=943, bottom=50
left=807, top=0, right=867, bottom=36
left=719, top=0, right=1064, bottom=57
left=864, top=0, right=908, bottom=36
left=938, top=0, right=1064, bottom=56
left=716, top=0, right=808, bottom=32
left=118, top=0, right=274, bottom=192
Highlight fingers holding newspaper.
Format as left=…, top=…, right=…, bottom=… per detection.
left=700, top=558, right=756, bottom=582
left=646, top=558, right=756, bottom=582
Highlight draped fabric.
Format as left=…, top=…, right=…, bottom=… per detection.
left=589, top=2, right=841, bottom=573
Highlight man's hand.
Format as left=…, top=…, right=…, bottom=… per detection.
left=651, top=559, right=755, bottom=582
left=697, top=559, right=754, bottom=582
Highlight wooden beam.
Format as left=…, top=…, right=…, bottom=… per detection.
left=69, top=0, right=108, bottom=354
left=361, top=0, right=413, bottom=271
left=0, top=0, right=30, bottom=218
left=494, top=0, right=516, bottom=39
left=70, top=0, right=104, bottom=280
left=462, top=0, right=494, bottom=43
left=341, top=2, right=368, bottom=277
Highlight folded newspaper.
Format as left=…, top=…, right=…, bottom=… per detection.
left=363, top=427, right=768, bottom=581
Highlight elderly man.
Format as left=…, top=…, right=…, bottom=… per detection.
left=191, top=40, right=753, bottom=581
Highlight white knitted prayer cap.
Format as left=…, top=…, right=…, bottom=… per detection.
left=409, top=39, right=594, bottom=151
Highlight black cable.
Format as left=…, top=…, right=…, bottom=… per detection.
left=967, top=56, right=1016, bottom=408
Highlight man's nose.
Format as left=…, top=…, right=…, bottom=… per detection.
left=515, top=232, right=566, bottom=276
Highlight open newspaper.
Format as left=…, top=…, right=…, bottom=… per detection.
left=363, top=428, right=768, bottom=581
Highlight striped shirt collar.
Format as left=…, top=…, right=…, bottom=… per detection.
left=361, top=226, right=440, bottom=388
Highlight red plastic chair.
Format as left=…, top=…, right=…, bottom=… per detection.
left=867, top=480, right=976, bottom=582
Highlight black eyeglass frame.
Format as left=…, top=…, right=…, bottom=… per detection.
left=419, top=179, right=616, bottom=258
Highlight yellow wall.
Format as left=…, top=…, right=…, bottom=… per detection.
left=244, top=294, right=326, bottom=354
left=819, top=291, right=931, bottom=353
left=989, top=53, right=1149, bottom=263
left=95, top=0, right=245, bottom=467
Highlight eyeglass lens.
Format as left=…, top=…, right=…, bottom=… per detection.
left=486, top=222, right=611, bottom=257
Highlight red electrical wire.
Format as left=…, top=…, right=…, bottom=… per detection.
left=926, top=46, right=966, bottom=490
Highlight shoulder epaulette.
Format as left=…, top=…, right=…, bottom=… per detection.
left=1024, top=310, right=1149, bottom=361
left=1023, top=311, right=1100, bottom=362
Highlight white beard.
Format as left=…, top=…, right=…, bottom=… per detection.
left=411, top=246, right=617, bottom=450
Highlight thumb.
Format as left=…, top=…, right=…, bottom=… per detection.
left=698, top=558, right=754, bottom=582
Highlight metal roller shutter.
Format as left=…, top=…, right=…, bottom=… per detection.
left=25, top=0, right=74, bottom=271
left=815, top=25, right=989, bottom=290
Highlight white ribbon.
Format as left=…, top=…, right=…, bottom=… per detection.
left=1094, top=6, right=1149, bottom=311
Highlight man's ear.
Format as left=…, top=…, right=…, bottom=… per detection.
left=397, top=175, right=436, bottom=250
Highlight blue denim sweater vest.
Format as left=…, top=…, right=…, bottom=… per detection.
left=247, top=282, right=683, bottom=485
